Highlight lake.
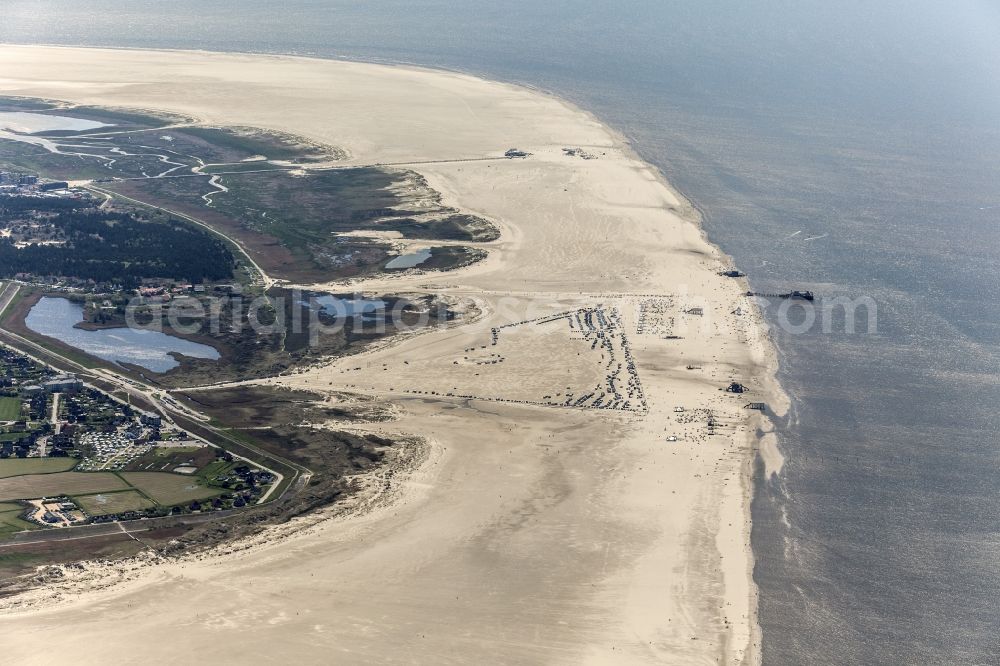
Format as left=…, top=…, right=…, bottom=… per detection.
left=24, top=297, right=220, bottom=373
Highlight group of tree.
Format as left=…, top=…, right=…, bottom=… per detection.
left=0, top=196, right=234, bottom=287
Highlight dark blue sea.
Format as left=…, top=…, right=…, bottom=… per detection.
left=4, top=2, right=1000, bottom=662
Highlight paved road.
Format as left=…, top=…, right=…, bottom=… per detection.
left=0, top=511, right=239, bottom=548
left=0, top=281, right=20, bottom=316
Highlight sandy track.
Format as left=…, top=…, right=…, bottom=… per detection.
left=0, top=45, right=783, bottom=665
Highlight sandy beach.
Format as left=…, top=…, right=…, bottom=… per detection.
left=0, top=45, right=783, bottom=665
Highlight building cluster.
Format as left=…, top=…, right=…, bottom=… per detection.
left=0, top=345, right=279, bottom=530
left=1, top=362, right=84, bottom=458
left=1, top=346, right=179, bottom=461
left=130, top=280, right=242, bottom=305
left=0, top=170, right=74, bottom=196
left=19, top=374, right=84, bottom=396
left=1, top=348, right=67, bottom=415
left=215, top=464, right=276, bottom=492
left=26, top=497, right=86, bottom=527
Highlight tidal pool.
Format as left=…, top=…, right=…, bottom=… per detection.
left=385, top=248, right=432, bottom=269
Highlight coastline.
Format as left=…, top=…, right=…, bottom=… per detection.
left=0, top=44, right=784, bottom=665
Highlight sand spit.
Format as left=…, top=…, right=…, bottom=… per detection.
left=0, top=45, right=784, bottom=665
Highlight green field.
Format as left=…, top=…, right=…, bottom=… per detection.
left=0, top=397, right=21, bottom=421
left=195, top=460, right=237, bottom=483
left=0, top=458, right=77, bottom=478
left=119, top=472, right=223, bottom=506
left=0, top=500, right=36, bottom=537
left=0, top=471, right=127, bottom=501
left=75, top=490, right=155, bottom=516
left=0, top=510, right=36, bottom=537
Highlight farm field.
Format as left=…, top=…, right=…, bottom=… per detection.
left=0, top=471, right=128, bottom=501
left=119, top=472, right=223, bottom=506
left=0, top=509, right=35, bottom=537
left=75, top=490, right=155, bottom=516
left=0, top=396, right=21, bottom=421
left=0, top=458, right=77, bottom=478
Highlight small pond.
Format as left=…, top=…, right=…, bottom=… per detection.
left=302, top=295, right=387, bottom=319
left=385, top=248, right=432, bottom=269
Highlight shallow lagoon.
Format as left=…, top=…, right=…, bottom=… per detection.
left=0, top=111, right=108, bottom=133
left=0, top=111, right=110, bottom=152
left=25, top=297, right=220, bottom=373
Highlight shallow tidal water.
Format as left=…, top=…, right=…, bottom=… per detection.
left=0, top=110, right=107, bottom=133
left=3, top=2, right=1000, bottom=662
